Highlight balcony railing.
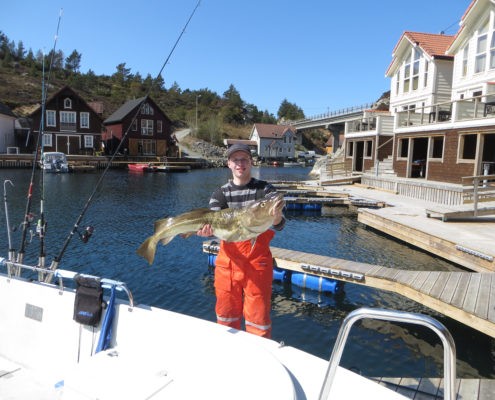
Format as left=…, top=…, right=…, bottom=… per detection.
left=347, top=117, right=377, bottom=133
left=396, top=94, right=495, bottom=128
left=60, top=122, right=77, bottom=131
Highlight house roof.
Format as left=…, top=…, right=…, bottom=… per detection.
left=103, top=97, right=146, bottom=125
left=447, top=0, right=481, bottom=54
left=0, top=101, right=15, bottom=118
left=386, top=31, right=455, bottom=76
left=225, top=139, right=257, bottom=146
left=29, top=85, right=103, bottom=122
left=253, top=123, right=295, bottom=139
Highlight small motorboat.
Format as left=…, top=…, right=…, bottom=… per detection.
left=40, top=152, right=70, bottom=173
left=127, top=163, right=157, bottom=172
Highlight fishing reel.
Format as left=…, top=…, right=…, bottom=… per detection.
left=77, top=226, right=94, bottom=243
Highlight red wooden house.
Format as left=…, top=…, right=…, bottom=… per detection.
left=29, top=86, right=103, bottom=155
left=102, top=96, right=174, bottom=156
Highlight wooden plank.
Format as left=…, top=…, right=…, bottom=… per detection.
left=396, top=377, right=421, bottom=398
left=395, top=270, right=420, bottom=287
left=462, top=273, right=482, bottom=314
left=410, top=271, right=433, bottom=291
left=489, top=274, right=495, bottom=323
left=439, top=272, right=462, bottom=304
left=414, top=378, right=441, bottom=400
left=450, top=273, right=471, bottom=309
left=479, top=379, right=495, bottom=400
left=455, top=379, right=479, bottom=400
left=474, top=274, right=492, bottom=320
left=419, top=271, right=441, bottom=295
left=429, top=272, right=450, bottom=298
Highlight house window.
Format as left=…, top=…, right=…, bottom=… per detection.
left=395, top=71, right=400, bottom=95
left=459, top=134, right=477, bottom=160
left=462, top=45, right=469, bottom=76
left=365, top=141, right=372, bottom=158
left=141, top=103, right=154, bottom=115
left=473, top=90, right=482, bottom=101
left=64, top=98, right=72, bottom=109
left=138, top=139, right=156, bottom=155
left=403, top=53, right=411, bottom=92
left=46, top=110, right=56, bottom=127
left=80, top=112, right=89, bottom=128
left=347, top=141, right=354, bottom=157
left=42, top=133, right=52, bottom=147
left=157, top=120, right=162, bottom=133
left=430, top=136, right=444, bottom=159
left=424, top=61, right=429, bottom=87
left=475, top=21, right=488, bottom=73
left=132, top=120, right=137, bottom=131
left=141, top=119, right=153, bottom=135
left=60, top=111, right=76, bottom=131
left=84, top=135, right=94, bottom=148
left=398, top=138, right=409, bottom=159
left=412, top=49, right=420, bottom=90
left=490, top=30, right=495, bottom=69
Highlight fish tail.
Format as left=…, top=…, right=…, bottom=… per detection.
left=136, top=236, right=159, bottom=265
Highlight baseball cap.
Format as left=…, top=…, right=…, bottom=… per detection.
left=227, top=143, right=252, bottom=159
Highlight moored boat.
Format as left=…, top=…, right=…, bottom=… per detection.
left=40, top=152, right=70, bottom=173
left=127, top=163, right=157, bottom=172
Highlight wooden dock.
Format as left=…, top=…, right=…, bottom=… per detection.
left=358, top=207, right=495, bottom=273
left=373, top=377, right=495, bottom=400
left=203, top=243, right=495, bottom=338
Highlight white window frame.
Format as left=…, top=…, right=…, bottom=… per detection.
left=412, top=49, right=420, bottom=91
left=423, top=61, right=429, bottom=87
left=141, top=119, right=153, bottom=136
left=64, top=98, right=72, bottom=109
left=364, top=140, right=373, bottom=159
left=475, top=20, right=489, bottom=74
left=60, top=111, right=76, bottom=124
left=42, top=133, right=53, bottom=146
left=46, top=110, right=56, bottom=127
left=457, top=134, right=478, bottom=164
left=428, top=136, right=445, bottom=162
left=80, top=112, right=89, bottom=129
left=462, top=45, right=469, bottom=77
left=403, top=53, right=411, bottom=93
left=84, top=135, right=94, bottom=148
left=397, top=137, right=409, bottom=160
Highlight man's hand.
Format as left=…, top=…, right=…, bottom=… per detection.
left=196, top=224, right=214, bottom=237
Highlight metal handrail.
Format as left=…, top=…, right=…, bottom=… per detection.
left=0, top=258, right=134, bottom=308
left=318, top=307, right=456, bottom=400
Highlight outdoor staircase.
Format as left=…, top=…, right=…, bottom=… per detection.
left=364, top=155, right=397, bottom=177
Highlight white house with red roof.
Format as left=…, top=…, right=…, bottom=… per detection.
left=249, top=123, right=296, bottom=159
left=386, top=32, right=455, bottom=121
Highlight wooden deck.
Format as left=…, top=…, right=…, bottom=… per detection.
left=373, top=377, right=495, bottom=400
left=203, top=243, right=495, bottom=338
left=425, top=201, right=495, bottom=222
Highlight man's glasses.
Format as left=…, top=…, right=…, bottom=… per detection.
left=230, top=158, right=251, bottom=164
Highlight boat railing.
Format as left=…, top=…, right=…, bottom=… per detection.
left=0, top=258, right=134, bottom=308
left=318, top=307, right=456, bottom=400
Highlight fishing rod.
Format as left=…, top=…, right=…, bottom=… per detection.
left=17, top=9, right=63, bottom=273
left=44, top=1, right=201, bottom=282
left=3, top=180, right=15, bottom=270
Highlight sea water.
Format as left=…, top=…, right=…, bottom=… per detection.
left=0, top=166, right=493, bottom=378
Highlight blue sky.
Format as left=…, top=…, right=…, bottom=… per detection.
left=1, top=0, right=471, bottom=117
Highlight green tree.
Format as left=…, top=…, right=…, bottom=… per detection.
left=222, top=84, right=244, bottom=125
left=16, top=40, right=25, bottom=60
left=65, top=49, right=82, bottom=72
left=277, top=99, right=305, bottom=121
left=261, top=110, right=277, bottom=124
left=112, top=62, right=131, bottom=85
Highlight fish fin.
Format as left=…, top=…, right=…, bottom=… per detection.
left=136, top=236, right=158, bottom=265
left=160, top=235, right=175, bottom=246
left=180, top=232, right=196, bottom=239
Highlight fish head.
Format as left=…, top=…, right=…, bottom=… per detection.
left=242, top=192, right=285, bottom=232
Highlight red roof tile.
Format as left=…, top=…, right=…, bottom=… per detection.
left=253, top=123, right=295, bottom=139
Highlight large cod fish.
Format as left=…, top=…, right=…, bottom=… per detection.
left=137, top=192, right=284, bottom=265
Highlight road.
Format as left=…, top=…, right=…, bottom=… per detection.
left=174, top=128, right=204, bottom=159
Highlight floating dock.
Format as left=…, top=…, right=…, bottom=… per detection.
left=203, top=242, right=495, bottom=339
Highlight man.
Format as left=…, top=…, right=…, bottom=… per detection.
left=197, top=142, right=285, bottom=338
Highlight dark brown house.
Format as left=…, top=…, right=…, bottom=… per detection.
left=102, top=96, right=174, bottom=156
left=29, top=86, right=103, bottom=155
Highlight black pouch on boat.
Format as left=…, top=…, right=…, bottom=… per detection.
left=73, top=274, right=103, bottom=327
